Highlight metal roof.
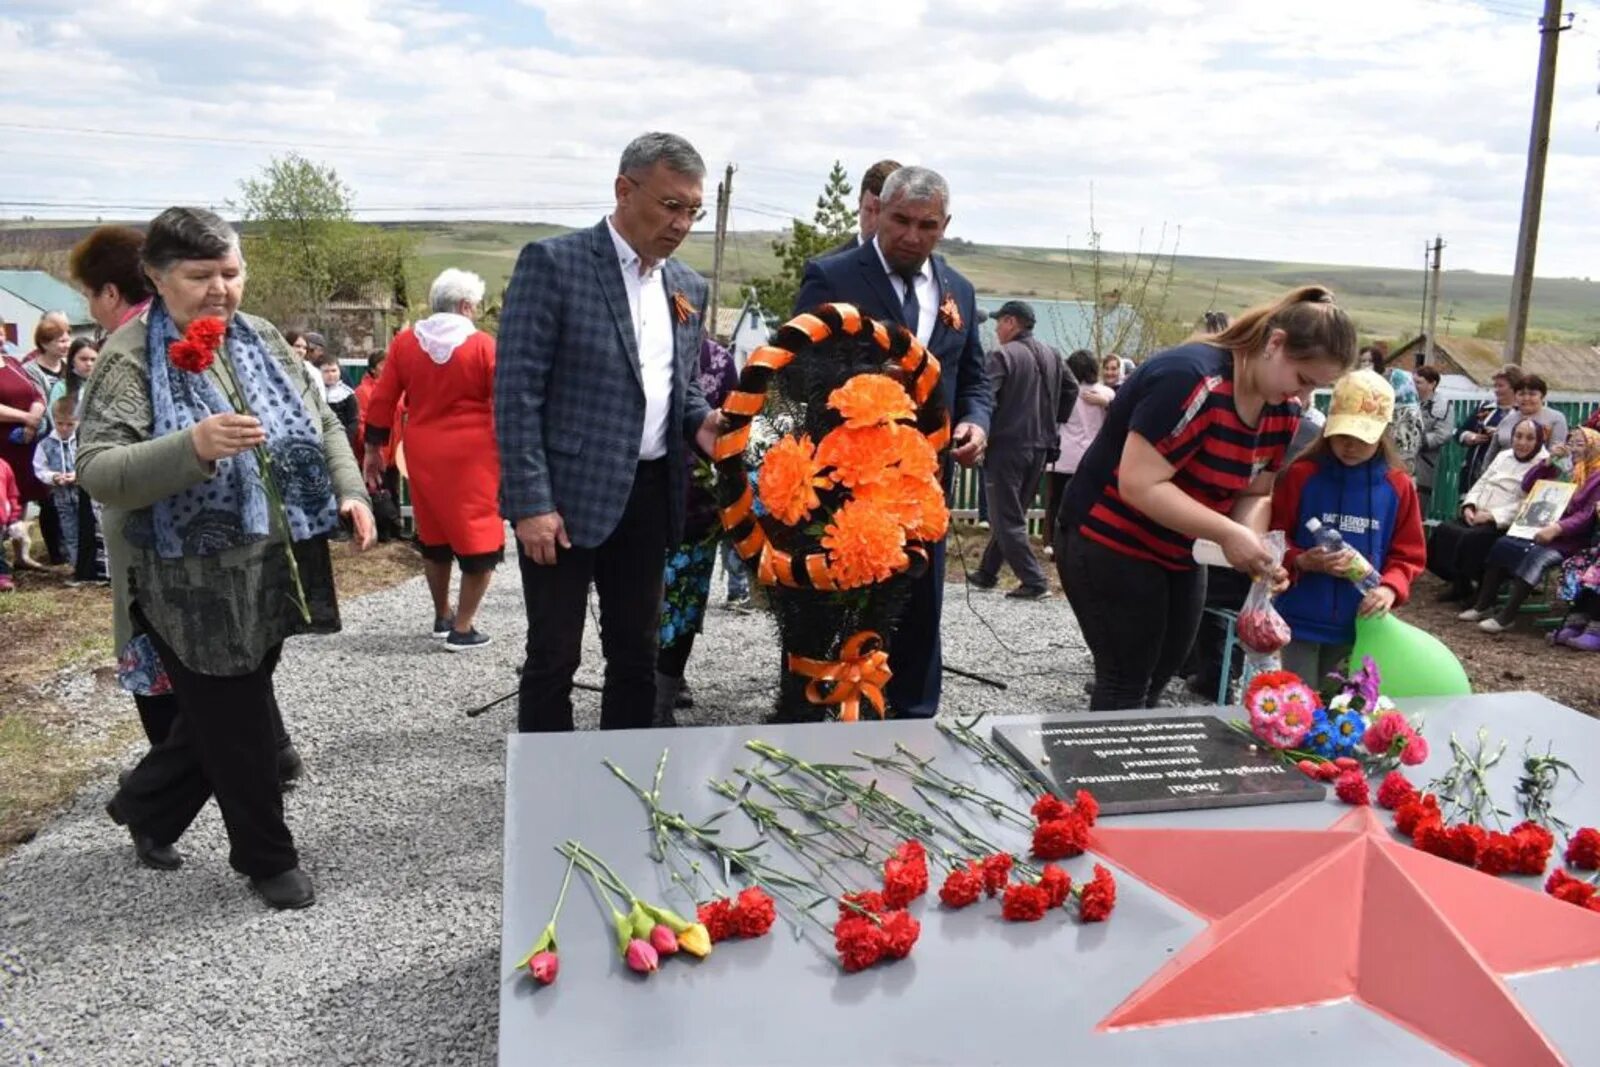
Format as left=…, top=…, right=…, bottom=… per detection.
left=0, top=270, right=93, bottom=326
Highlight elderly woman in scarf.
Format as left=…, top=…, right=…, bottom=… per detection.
left=1427, top=418, right=1548, bottom=602
left=78, top=207, right=373, bottom=911
left=1460, top=426, right=1600, bottom=634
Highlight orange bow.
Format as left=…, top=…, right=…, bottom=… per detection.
left=787, top=631, right=892, bottom=722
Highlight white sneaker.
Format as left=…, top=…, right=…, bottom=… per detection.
left=1457, top=608, right=1484, bottom=622
left=1478, top=617, right=1509, bottom=634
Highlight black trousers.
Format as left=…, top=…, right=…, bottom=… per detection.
left=977, top=446, right=1049, bottom=590
left=113, top=625, right=296, bottom=878
left=517, top=460, right=671, bottom=733
left=1058, top=528, right=1206, bottom=711
left=37, top=493, right=65, bottom=564
left=72, top=488, right=104, bottom=581
left=1043, top=471, right=1071, bottom=544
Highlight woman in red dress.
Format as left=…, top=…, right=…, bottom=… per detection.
left=363, top=269, right=503, bottom=650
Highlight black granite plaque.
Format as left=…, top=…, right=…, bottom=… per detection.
left=990, top=713, right=1326, bottom=815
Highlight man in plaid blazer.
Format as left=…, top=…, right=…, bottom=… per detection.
left=794, top=165, right=993, bottom=718
left=495, top=132, right=721, bottom=733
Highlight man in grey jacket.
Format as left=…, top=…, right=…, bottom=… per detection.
left=969, top=300, right=1076, bottom=599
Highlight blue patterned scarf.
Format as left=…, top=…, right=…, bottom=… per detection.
left=141, top=301, right=338, bottom=558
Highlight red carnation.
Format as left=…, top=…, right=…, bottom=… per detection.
left=1393, top=794, right=1441, bottom=838
left=1077, top=864, right=1118, bottom=923
left=1361, top=712, right=1407, bottom=756
left=1032, top=815, right=1088, bottom=860
left=1398, top=729, right=1429, bottom=766
left=1038, top=864, right=1072, bottom=909
left=1001, top=881, right=1050, bottom=922
left=1547, top=869, right=1600, bottom=908
left=1334, top=770, right=1370, bottom=806
left=732, top=886, right=776, bottom=938
left=187, top=317, right=227, bottom=351
left=1032, top=794, right=1071, bottom=822
left=980, top=853, right=1013, bottom=897
left=1074, top=790, right=1100, bottom=826
left=1566, top=827, right=1600, bottom=871
left=167, top=338, right=215, bottom=375
left=698, top=898, right=735, bottom=942
left=834, top=915, right=885, bottom=972
left=1376, top=771, right=1417, bottom=810
left=1511, top=821, right=1556, bottom=876
left=882, top=858, right=927, bottom=909
left=1415, top=821, right=1480, bottom=865
left=878, top=910, right=921, bottom=959
left=939, top=863, right=984, bottom=909
left=893, top=839, right=927, bottom=866
left=1476, top=832, right=1519, bottom=877
left=839, top=890, right=885, bottom=921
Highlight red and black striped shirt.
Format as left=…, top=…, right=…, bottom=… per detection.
left=1062, top=343, right=1301, bottom=571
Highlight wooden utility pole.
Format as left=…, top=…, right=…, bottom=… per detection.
left=707, top=164, right=735, bottom=337
left=1505, top=0, right=1569, bottom=366
left=1423, top=236, right=1444, bottom=365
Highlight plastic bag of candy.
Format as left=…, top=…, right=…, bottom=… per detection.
left=1236, top=530, right=1290, bottom=656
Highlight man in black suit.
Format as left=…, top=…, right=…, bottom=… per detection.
left=793, top=165, right=993, bottom=717
left=822, top=158, right=902, bottom=259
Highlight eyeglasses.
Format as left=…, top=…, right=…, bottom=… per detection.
left=622, top=174, right=706, bottom=222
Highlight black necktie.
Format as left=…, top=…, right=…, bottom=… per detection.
left=897, top=268, right=920, bottom=331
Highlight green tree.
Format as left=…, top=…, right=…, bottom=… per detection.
left=234, top=153, right=415, bottom=334
left=751, top=161, right=855, bottom=322
left=1475, top=315, right=1508, bottom=341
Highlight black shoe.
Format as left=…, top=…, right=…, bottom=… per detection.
left=277, top=744, right=304, bottom=784
left=106, top=800, right=182, bottom=871
left=1005, top=584, right=1050, bottom=600
left=251, top=868, right=316, bottom=910
left=431, top=613, right=455, bottom=639
left=967, top=572, right=998, bottom=590
left=445, top=627, right=491, bottom=652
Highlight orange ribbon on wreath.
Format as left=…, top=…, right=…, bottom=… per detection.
left=786, top=631, right=892, bottom=722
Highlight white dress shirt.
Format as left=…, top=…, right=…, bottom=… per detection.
left=872, top=236, right=938, bottom=345
left=608, top=218, right=674, bottom=460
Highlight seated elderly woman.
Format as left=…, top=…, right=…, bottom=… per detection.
left=1427, top=418, right=1549, bottom=601
left=1461, top=427, right=1600, bottom=633
left=78, top=207, right=373, bottom=911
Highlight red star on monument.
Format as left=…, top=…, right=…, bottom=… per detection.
left=1089, top=806, right=1600, bottom=1064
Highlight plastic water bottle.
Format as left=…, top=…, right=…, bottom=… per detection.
left=1304, top=518, right=1381, bottom=594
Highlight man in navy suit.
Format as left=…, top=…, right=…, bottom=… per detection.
left=793, top=165, right=993, bottom=717
left=495, top=132, right=723, bottom=733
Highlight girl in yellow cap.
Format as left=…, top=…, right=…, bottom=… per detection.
left=1269, top=369, right=1428, bottom=687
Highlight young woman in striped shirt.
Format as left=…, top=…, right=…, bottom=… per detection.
left=1057, top=286, right=1359, bottom=711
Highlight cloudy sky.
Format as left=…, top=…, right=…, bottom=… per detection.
left=3, top=0, right=1598, bottom=276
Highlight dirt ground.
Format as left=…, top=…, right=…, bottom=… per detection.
left=1395, top=571, right=1600, bottom=719
left=0, top=539, right=424, bottom=854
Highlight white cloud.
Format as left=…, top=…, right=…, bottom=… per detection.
left=0, top=0, right=1595, bottom=277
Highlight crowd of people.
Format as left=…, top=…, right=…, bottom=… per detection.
left=2, top=131, right=1598, bottom=912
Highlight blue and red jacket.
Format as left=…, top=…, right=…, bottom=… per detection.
left=1270, top=452, right=1427, bottom=645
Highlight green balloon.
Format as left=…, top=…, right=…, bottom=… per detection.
left=1348, top=613, right=1472, bottom=697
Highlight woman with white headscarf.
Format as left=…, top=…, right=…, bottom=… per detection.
left=364, top=268, right=502, bottom=650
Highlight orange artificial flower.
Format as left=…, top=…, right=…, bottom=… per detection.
left=816, top=425, right=901, bottom=489
left=758, top=434, right=828, bottom=526
left=822, top=498, right=908, bottom=588
left=854, top=474, right=950, bottom=543
left=828, top=374, right=916, bottom=429
left=886, top=424, right=938, bottom=481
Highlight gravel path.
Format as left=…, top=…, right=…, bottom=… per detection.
left=0, top=558, right=1095, bottom=1064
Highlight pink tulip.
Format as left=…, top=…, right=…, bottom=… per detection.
left=649, top=923, right=679, bottom=956
left=625, top=938, right=659, bottom=974
left=528, top=951, right=559, bottom=985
